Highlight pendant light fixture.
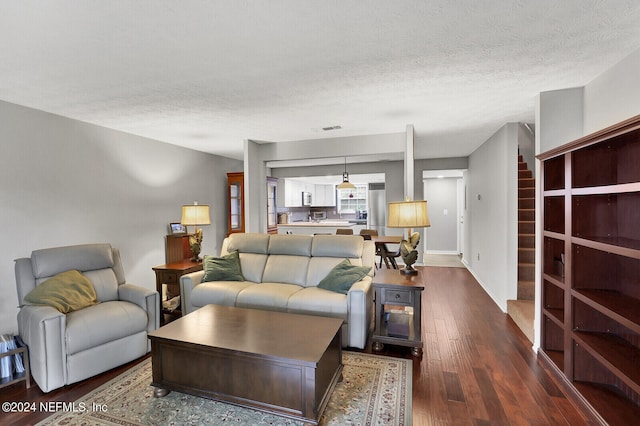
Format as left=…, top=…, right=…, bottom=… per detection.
left=337, top=157, right=356, bottom=189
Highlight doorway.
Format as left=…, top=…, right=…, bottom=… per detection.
left=422, top=170, right=466, bottom=259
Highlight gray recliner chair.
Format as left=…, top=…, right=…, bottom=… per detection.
left=15, top=243, right=159, bottom=392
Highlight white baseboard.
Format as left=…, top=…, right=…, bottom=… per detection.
left=425, top=250, right=460, bottom=255
left=463, top=263, right=507, bottom=313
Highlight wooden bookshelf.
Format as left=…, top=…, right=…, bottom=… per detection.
left=538, top=114, right=640, bottom=423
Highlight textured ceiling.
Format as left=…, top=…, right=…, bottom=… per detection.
left=1, top=1, right=640, bottom=162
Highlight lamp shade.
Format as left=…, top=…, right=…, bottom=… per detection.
left=387, top=200, right=430, bottom=228
left=181, top=204, right=211, bottom=226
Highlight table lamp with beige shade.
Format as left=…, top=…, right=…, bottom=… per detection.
left=180, top=202, right=211, bottom=262
left=387, top=199, right=430, bottom=275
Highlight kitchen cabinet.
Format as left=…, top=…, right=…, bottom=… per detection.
left=538, top=113, right=640, bottom=423
left=284, top=179, right=303, bottom=207
left=284, top=179, right=315, bottom=207
left=337, top=184, right=367, bottom=213
left=312, top=184, right=336, bottom=206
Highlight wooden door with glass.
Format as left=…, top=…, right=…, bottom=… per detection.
left=227, top=172, right=245, bottom=235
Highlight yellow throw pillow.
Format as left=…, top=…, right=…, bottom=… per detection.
left=24, top=269, right=98, bottom=313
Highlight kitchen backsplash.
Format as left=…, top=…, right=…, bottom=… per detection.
left=277, top=206, right=357, bottom=222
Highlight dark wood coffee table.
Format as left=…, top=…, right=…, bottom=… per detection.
left=148, top=304, right=343, bottom=424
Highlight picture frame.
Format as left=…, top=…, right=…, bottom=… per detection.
left=169, top=223, right=187, bottom=234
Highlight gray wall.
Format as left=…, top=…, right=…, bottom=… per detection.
left=0, top=100, right=242, bottom=334
left=465, top=123, right=519, bottom=310
left=423, top=177, right=459, bottom=253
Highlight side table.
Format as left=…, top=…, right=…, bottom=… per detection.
left=153, top=260, right=203, bottom=325
left=372, top=268, right=424, bottom=357
left=0, top=336, right=30, bottom=390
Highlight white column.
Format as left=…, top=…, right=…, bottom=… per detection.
left=405, top=124, right=414, bottom=200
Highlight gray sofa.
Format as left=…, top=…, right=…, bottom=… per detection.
left=180, top=233, right=376, bottom=349
left=14, top=243, right=159, bottom=392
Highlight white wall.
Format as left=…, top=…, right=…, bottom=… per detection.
left=465, top=123, right=519, bottom=311
left=0, top=100, right=242, bottom=334
left=536, top=87, right=584, bottom=153
left=584, top=48, right=640, bottom=134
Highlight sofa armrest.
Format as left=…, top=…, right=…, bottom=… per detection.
left=17, top=305, right=66, bottom=393
left=180, top=270, right=206, bottom=315
left=118, top=284, right=160, bottom=332
left=346, top=275, right=374, bottom=349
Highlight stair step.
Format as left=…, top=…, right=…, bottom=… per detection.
left=507, top=299, right=534, bottom=343
left=519, top=187, right=535, bottom=198
left=518, top=177, right=535, bottom=189
left=519, top=221, right=535, bottom=234
left=518, top=247, right=535, bottom=263
left=517, top=280, right=535, bottom=300
left=519, top=198, right=534, bottom=210
left=519, top=234, right=534, bottom=247
left=518, top=169, right=532, bottom=179
left=518, top=209, right=535, bottom=221
left=518, top=262, right=535, bottom=281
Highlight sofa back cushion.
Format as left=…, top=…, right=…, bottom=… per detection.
left=311, top=235, right=363, bottom=258
left=223, top=234, right=270, bottom=283
left=29, top=244, right=120, bottom=302
left=262, top=255, right=310, bottom=285
left=268, top=234, right=312, bottom=256
left=225, top=233, right=269, bottom=254
left=220, top=233, right=373, bottom=287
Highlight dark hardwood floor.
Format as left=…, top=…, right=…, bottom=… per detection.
left=1, top=266, right=596, bottom=425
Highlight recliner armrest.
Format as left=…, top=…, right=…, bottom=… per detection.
left=17, top=305, right=66, bottom=392
left=118, top=284, right=160, bottom=332
left=180, top=270, right=206, bottom=315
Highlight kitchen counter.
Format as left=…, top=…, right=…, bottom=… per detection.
left=277, top=221, right=355, bottom=235
left=281, top=221, right=355, bottom=227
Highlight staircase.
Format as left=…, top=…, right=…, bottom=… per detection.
left=507, top=155, right=535, bottom=342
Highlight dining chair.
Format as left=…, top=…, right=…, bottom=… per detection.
left=336, top=228, right=354, bottom=235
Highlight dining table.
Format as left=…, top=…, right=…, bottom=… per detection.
left=370, top=235, right=403, bottom=269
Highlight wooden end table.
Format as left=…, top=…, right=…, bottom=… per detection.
left=152, top=260, right=203, bottom=325
left=372, top=268, right=424, bottom=357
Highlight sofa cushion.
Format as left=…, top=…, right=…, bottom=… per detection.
left=287, top=287, right=348, bottom=320
left=268, top=234, right=312, bottom=256
left=262, top=255, right=310, bottom=286
left=23, top=269, right=97, bottom=313
left=191, top=281, right=256, bottom=307
left=238, top=253, right=268, bottom=283
left=202, top=251, right=244, bottom=282
left=311, top=235, right=363, bottom=258
left=65, top=300, right=147, bottom=355
left=306, top=257, right=345, bottom=287
left=317, top=259, right=372, bottom=294
left=236, top=283, right=302, bottom=311
left=226, top=233, right=270, bottom=254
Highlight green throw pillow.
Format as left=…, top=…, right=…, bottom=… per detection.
left=318, top=259, right=371, bottom=294
left=24, top=269, right=98, bottom=314
left=202, top=251, right=245, bottom=282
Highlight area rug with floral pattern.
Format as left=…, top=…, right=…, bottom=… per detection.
left=37, top=351, right=412, bottom=425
